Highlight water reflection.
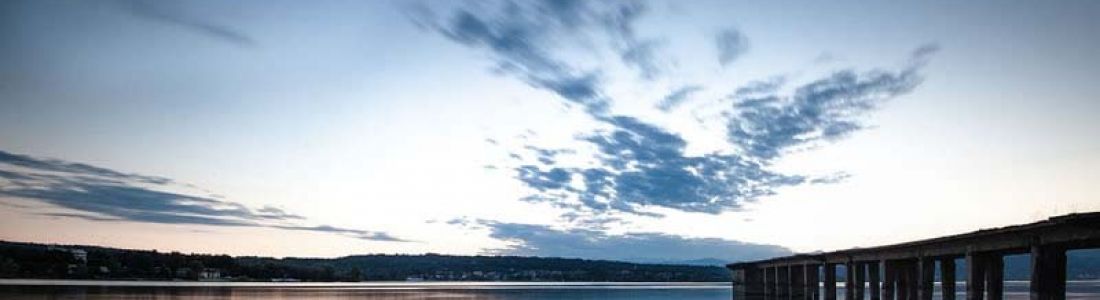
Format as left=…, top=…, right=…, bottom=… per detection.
left=0, top=282, right=731, bottom=300
left=0, top=281, right=1098, bottom=299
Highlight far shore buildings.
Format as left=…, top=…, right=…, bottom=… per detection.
left=47, top=246, right=89, bottom=275
left=47, top=246, right=86, bottom=263
left=199, top=268, right=222, bottom=280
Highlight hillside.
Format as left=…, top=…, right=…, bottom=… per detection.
left=0, top=240, right=730, bottom=282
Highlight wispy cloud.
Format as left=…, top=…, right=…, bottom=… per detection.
left=469, top=220, right=791, bottom=263
left=273, top=225, right=411, bottom=243
left=120, top=0, right=256, bottom=48
left=656, top=85, right=704, bottom=112
left=730, top=76, right=786, bottom=99
left=0, top=150, right=405, bottom=242
left=715, top=28, right=749, bottom=66
left=602, top=2, right=666, bottom=80
left=727, top=47, right=936, bottom=160
left=413, top=0, right=667, bottom=115
left=0, top=151, right=172, bottom=185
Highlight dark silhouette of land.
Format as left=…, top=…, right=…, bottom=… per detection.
left=0, top=240, right=730, bottom=282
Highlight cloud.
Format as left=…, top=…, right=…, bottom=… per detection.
left=809, top=172, right=852, bottom=185
left=257, top=206, right=305, bottom=220
left=716, top=28, right=749, bottom=66
left=730, top=76, right=786, bottom=99
left=510, top=46, right=935, bottom=218
left=415, top=0, right=670, bottom=115
left=619, top=39, right=664, bottom=80
left=726, top=47, right=935, bottom=161
left=656, top=85, right=703, bottom=112
left=120, top=0, right=256, bottom=47
left=517, top=47, right=937, bottom=217
left=415, top=2, right=937, bottom=224
left=478, top=221, right=792, bottom=263
left=0, top=151, right=171, bottom=184
left=601, top=2, right=665, bottom=79
left=273, top=225, right=412, bottom=243
left=515, top=116, right=806, bottom=216
left=0, top=150, right=404, bottom=242
left=38, top=212, right=123, bottom=222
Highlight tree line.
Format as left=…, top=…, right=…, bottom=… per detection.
left=0, top=240, right=731, bottom=282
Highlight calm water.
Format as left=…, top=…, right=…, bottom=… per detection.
left=0, top=280, right=1098, bottom=299
left=0, top=280, right=729, bottom=299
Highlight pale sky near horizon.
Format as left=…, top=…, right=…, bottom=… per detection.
left=1, top=0, right=1099, bottom=262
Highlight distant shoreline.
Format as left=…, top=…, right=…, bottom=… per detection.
left=0, top=279, right=730, bottom=287
left=0, top=240, right=733, bottom=283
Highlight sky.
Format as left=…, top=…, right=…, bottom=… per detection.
left=1, top=0, right=1099, bottom=264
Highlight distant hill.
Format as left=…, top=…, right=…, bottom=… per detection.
left=0, top=240, right=730, bottom=282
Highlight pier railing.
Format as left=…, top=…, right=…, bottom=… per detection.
left=726, top=212, right=1100, bottom=300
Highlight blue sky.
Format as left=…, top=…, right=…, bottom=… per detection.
left=1, top=0, right=1099, bottom=263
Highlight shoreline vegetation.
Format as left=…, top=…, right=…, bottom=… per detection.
left=0, top=241, right=731, bottom=282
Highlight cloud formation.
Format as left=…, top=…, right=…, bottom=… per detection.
left=715, top=28, right=749, bottom=66
left=602, top=2, right=666, bottom=79
left=727, top=47, right=936, bottom=160
left=121, top=0, right=256, bottom=47
left=517, top=47, right=934, bottom=218
left=477, top=220, right=791, bottom=263
left=517, top=116, right=806, bottom=216
left=0, top=150, right=406, bottom=242
left=416, top=0, right=668, bottom=114
left=417, top=1, right=936, bottom=229
left=656, top=85, right=703, bottom=112
left=0, top=150, right=172, bottom=184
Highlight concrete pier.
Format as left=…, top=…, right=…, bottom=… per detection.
left=868, top=262, right=880, bottom=300
left=941, top=258, right=956, bottom=300
left=882, top=260, right=895, bottom=300
left=728, top=212, right=1100, bottom=300
left=824, top=263, right=838, bottom=300
left=804, top=264, right=820, bottom=300
left=918, top=257, right=934, bottom=300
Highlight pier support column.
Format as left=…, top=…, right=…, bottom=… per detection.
left=846, top=262, right=856, bottom=300
left=986, top=255, right=1004, bottom=300
left=941, top=258, right=956, bottom=300
left=882, top=260, right=895, bottom=300
left=966, top=253, right=987, bottom=300
left=766, top=267, right=776, bottom=299
left=1030, top=245, right=1066, bottom=300
left=868, top=262, right=881, bottom=300
left=734, top=267, right=766, bottom=300
left=918, top=257, right=935, bottom=300
left=805, top=264, right=820, bottom=300
left=825, top=263, right=838, bottom=300
left=778, top=265, right=791, bottom=300
left=854, top=263, right=866, bottom=300
left=792, top=264, right=806, bottom=300
left=908, top=260, right=920, bottom=300
left=896, top=260, right=910, bottom=300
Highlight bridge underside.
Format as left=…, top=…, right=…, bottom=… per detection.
left=727, top=212, right=1100, bottom=300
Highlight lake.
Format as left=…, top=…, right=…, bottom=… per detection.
left=1, top=280, right=1098, bottom=299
